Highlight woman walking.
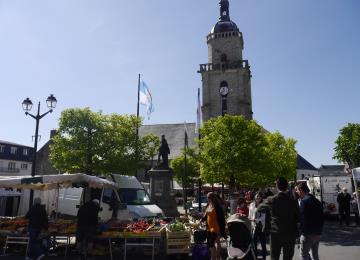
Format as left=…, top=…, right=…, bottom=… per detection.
left=202, top=192, right=227, bottom=260
left=248, top=192, right=268, bottom=260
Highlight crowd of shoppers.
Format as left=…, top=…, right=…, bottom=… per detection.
left=227, top=177, right=325, bottom=260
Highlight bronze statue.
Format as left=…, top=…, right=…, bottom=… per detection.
left=157, top=135, right=170, bottom=167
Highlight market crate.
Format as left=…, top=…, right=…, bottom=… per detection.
left=166, top=229, right=191, bottom=239
left=166, top=237, right=191, bottom=254
left=165, top=227, right=191, bottom=255
left=122, top=231, right=162, bottom=238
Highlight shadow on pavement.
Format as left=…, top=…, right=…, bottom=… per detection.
left=321, top=220, right=360, bottom=246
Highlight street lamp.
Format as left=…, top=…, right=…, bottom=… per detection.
left=22, top=94, right=57, bottom=208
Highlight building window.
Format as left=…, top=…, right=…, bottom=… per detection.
left=21, top=163, right=28, bottom=170
left=8, top=162, right=16, bottom=170
left=10, top=147, right=18, bottom=154
left=0, top=145, right=4, bottom=153
left=23, top=149, right=29, bottom=156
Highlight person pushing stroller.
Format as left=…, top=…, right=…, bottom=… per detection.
left=201, top=192, right=227, bottom=260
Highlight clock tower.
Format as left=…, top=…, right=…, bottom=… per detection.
left=199, top=0, right=253, bottom=121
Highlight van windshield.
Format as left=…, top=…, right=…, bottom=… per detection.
left=194, top=196, right=208, bottom=204
left=118, top=189, right=151, bottom=205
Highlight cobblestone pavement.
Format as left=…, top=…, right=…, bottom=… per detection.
left=1, top=219, right=359, bottom=260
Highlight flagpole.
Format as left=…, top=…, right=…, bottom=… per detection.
left=184, top=123, right=188, bottom=215
left=135, top=74, right=140, bottom=175
left=136, top=74, right=140, bottom=137
left=197, top=88, right=202, bottom=212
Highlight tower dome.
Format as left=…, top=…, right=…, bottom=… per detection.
left=211, top=0, right=239, bottom=33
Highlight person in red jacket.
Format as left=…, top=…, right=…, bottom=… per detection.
left=236, top=197, right=249, bottom=217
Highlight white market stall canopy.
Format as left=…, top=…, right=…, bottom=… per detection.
left=0, top=173, right=119, bottom=191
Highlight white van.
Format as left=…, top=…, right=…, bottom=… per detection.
left=54, top=174, right=163, bottom=221
left=111, top=174, right=163, bottom=219
left=308, top=175, right=353, bottom=215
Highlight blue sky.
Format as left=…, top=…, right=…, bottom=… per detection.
left=1, top=0, right=359, bottom=168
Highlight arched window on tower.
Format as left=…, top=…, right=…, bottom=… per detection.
left=220, top=81, right=228, bottom=88
left=220, top=54, right=227, bottom=62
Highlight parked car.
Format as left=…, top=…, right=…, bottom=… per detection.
left=190, top=196, right=208, bottom=212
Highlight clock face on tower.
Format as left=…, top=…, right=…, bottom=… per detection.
left=219, top=86, right=229, bottom=96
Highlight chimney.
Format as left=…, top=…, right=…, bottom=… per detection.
left=50, top=129, right=57, bottom=139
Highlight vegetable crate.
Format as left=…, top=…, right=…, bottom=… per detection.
left=166, top=228, right=191, bottom=255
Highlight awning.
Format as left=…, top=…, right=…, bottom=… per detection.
left=0, top=173, right=119, bottom=191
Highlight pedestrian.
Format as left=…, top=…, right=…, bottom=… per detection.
left=351, top=192, right=360, bottom=226
left=296, top=182, right=324, bottom=260
left=245, top=190, right=252, bottom=205
left=249, top=192, right=269, bottom=260
left=215, top=192, right=227, bottom=216
left=202, top=192, right=226, bottom=260
left=258, top=177, right=300, bottom=260
left=236, top=197, right=249, bottom=217
left=265, top=188, right=274, bottom=198
left=76, top=198, right=100, bottom=258
left=25, top=197, right=48, bottom=260
left=337, top=187, right=351, bottom=226
left=230, top=192, right=240, bottom=214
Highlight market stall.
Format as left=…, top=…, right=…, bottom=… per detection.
left=0, top=174, right=196, bottom=259
left=0, top=174, right=119, bottom=258
left=0, top=173, right=119, bottom=190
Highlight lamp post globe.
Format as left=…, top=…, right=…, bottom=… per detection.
left=46, top=94, right=57, bottom=110
left=22, top=98, right=33, bottom=112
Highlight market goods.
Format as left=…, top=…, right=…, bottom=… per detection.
left=48, top=219, right=76, bottom=234
left=168, top=222, right=186, bottom=232
left=125, top=220, right=151, bottom=233
left=0, top=217, right=28, bottom=233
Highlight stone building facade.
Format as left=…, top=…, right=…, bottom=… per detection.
left=199, top=0, right=252, bottom=121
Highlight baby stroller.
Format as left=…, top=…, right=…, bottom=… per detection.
left=226, top=214, right=256, bottom=260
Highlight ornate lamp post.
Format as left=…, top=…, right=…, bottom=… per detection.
left=22, top=94, right=57, bottom=208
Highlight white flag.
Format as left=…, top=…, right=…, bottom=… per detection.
left=139, top=80, right=154, bottom=119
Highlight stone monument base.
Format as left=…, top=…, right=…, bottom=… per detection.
left=148, top=167, right=179, bottom=217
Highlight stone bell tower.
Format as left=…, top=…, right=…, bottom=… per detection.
left=198, top=0, right=253, bottom=122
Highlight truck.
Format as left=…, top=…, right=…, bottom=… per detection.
left=307, top=175, right=353, bottom=215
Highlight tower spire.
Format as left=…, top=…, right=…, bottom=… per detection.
left=219, top=0, right=230, bottom=21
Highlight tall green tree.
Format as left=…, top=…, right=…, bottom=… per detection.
left=171, top=147, right=200, bottom=187
left=198, top=115, right=297, bottom=187
left=333, top=123, right=360, bottom=168
left=263, top=131, right=297, bottom=185
left=50, top=108, right=159, bottom=175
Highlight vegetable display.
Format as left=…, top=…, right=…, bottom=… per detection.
left=168, top=221, right=186, bottom=232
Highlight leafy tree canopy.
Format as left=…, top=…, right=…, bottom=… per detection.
left=333, top=123, right=360, bottom=168
left=50, top=108, right=159, bottom=175
left=198, top=115, right=297, bottom=187
left=171, top=147, right=200, bottom=187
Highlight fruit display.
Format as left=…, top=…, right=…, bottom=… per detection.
left=0, top=217, right=28, bottom=234
left=125, top=220, right=151, bottom=233
left=48, top=219, right=76, bottom=234
left=106, top=220, right=128, bottom=231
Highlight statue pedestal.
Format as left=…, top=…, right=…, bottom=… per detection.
left=149, top=167, right=179, bottom=217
